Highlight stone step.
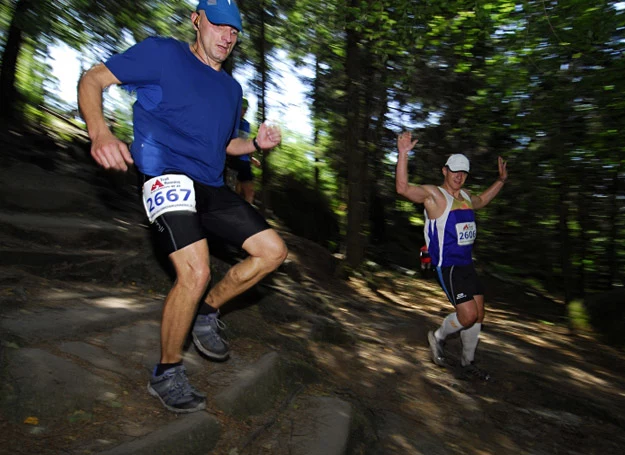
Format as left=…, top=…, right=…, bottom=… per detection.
left=0, top=295, right=353, bottom=455
left=0, top=288, right=163, bottom=342
left=96, top=412, right=220, bottom=455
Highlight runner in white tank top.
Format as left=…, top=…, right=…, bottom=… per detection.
left=395, top=131, right=507, bottom=380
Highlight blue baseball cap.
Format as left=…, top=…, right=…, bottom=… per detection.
left=196, top=0, right=242, bottom=32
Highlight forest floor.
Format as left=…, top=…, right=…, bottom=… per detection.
left=1, top=126, right=625, bottom=454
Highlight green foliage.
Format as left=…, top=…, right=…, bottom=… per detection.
left=567, top=300, right=592, bottom=332
left=266, top=131, right=338, bottom=202
left=3, top=0, right=625, bottom=304
left=15, top=41, right=47, bottom=108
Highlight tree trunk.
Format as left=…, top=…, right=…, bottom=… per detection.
left=344, top=2, right=366, bottom=269
left=577, top=189, right=589, bottom=298
left=363, top=56, right=389, bottom=246
left=313, top=57, right=321, bottom=192
left=0, top=0, right=31, bottom=124
left=558, top=180, right=572, bottom=304
left=258, top=4, right=270, bottom=216
left=607, top=165, right=621, bottom=288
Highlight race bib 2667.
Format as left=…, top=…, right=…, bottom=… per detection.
left=142, top=174, right=196, bottom=223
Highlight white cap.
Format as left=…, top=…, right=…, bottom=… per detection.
left=445, top=154, right=470, bottom=173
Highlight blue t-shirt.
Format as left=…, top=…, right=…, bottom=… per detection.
left=105, top=37, right=242, bottom=187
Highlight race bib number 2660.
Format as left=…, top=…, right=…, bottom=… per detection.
left=142, top=174, right=196, bottom=223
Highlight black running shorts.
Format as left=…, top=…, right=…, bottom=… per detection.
left=437, top=263, right=484, bottom=306
left=234, top=159, right=253, bottom=182
left=141, top=173, right=270, bottom=256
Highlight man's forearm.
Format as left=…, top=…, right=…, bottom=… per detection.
left=78, top=64, right=122, bottom=141
left=474, top=179, right=505, bottom=209
left=395, top=152, right=410, bottom=195
left=226, top=137, right=256, bottom=156
left=79, top=90, right=108, bottom=140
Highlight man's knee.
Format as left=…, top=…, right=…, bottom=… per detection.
left=170, top=243, right=211, bottom=293
left=263, top=237, right=288, bottom=270
left=456, top=301, right=478, bottom=327
left=458, top=313, right=478, bottom=328
left=181, top=260, right=211, bottom=286
left=243, top=230, right=288, bottom=271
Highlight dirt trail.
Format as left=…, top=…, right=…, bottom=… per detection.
left=1, top=131, right=625, bottom=454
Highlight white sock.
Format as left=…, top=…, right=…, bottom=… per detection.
left=460, top=322, right=482, bottom=366
left=434, top=312, right=464, bottom=341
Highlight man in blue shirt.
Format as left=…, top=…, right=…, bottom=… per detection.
left=395, top=131, right=507, bottom=381
left=78, top=0, right=287, bottom=413
left=233, top=98, right=261, bottom=203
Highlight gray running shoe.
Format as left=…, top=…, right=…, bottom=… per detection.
left=427, top=330, right=446, bottom=366
left=147, top=365, right=206, bottom=413
left=192, top=313, right=230, bottom=360
left=461, top=362, right=491, bottom=381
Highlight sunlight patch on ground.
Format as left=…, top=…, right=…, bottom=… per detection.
left=557, top=365, right=609, bottom=388
left=394, top=279, right=442, bottom=294
left=387, top=433, right=423, bottom=453
left=485, top=307, right=517, bottom=318
left=376, top=289, right=412, bottom=306
left=483, top=335, right=536, bottom=365
left=308, top=344, right=366, bottom=385
left=357, top=348, right=411, bottom=374
left=346, top=278, right=387, bottom=304
left=519, top=333, right=559, bottom=349
left=380, top=288, right=447, bottom=312
left=92, top=297, right=140, bottom=309
left=42, top=290, right=94, bottom=301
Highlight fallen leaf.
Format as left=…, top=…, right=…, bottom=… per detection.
left=1, top=340, right=20, bottom=349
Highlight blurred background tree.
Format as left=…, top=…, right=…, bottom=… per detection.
left=1, top=0, right=624, bottom=311
left=0, top=0, right=194, bottom=123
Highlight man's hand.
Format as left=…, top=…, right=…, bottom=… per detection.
left=90, top=132, right=134, bottom=171
left=397, top=131, right=418, bottom=155
left=256, top=122, right=282, bottom=151
left=498, top=156, right=508, bottom=182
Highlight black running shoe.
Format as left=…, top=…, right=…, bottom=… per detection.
left=147, top=365, right=206, bottom=413
left=461, top=362, right=491, bottom=381
left=192, top=312, right=230, bottom=361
